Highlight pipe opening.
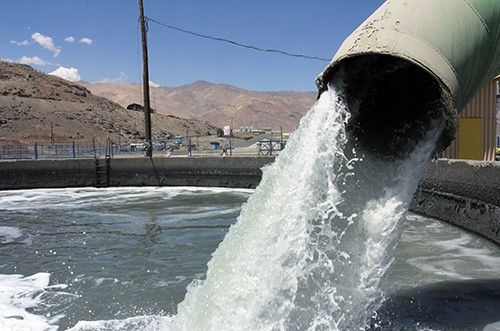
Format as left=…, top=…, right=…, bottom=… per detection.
left=319, top=55, right=456, bottom=160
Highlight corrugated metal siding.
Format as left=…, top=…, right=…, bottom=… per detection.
left=441, top=80, right=497, bottom=160
left=441, top=135, right=458, bottom=159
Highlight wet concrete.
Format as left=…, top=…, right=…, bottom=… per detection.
left=411, top=159, right=500, bottom=245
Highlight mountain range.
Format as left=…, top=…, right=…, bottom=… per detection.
left=0, top=61, right=317, bottom=145
left=80, top=81, right=317, bottom=132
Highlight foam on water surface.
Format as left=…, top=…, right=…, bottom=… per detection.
left=0, top=272, right=67, bottom=331
left=66, top=315, right=173, bottom=331
left=0, top=187, right=252, bottom=212
left=392, top=214, right=500, bottom=285
left=0, top=226, right=28, bottom=245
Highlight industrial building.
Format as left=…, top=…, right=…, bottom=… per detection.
left=441, top=78, right=499, bottom=161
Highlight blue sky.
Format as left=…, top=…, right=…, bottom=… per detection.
left=2, top=0, right=384, bottom=92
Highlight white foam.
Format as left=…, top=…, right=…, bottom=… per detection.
left=484, top=321, right=500, bottom=331
left=0, top=273, right=66, bottom=331
left=66, top=315, right=173, bottom=331
left=399, top=214, right=500, bottom=282
left=0, top=226, right=26, bottom=244
left=0, top=187, right=252, bottom=212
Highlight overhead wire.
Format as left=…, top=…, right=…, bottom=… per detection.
left=145, top=17, right=330, bottom=62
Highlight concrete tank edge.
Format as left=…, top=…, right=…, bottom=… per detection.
left=411, top=158, right=500, bottom=245
left=0, top=157, right=498, bottom=244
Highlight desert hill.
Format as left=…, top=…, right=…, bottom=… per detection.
left=0, top=61, right=218, bottom=145
left=81, top=81, right=317, bottom=132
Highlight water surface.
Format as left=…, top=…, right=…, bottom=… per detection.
left=1, top=187, right=499, bottom=330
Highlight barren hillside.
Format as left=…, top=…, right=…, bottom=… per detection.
left=0, top=61, right=217, bottom=145
left=81, top=81, right=317, bottom=131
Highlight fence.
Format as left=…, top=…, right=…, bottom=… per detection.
left=0, top=140, right=121, bottom=160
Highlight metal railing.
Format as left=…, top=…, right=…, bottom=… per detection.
left=0, top=140, right=121, bottom=160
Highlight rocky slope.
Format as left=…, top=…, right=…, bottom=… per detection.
left=81, top=81, right=317, bottom=132
left=0, top=61, right=218, bottom=145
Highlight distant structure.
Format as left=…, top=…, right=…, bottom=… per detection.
left=441, top=78, right=498, bottom=161
left=239, top=126, right=253, bottom=133
left=126, top=103, right=155, bottom=113
left=127, top=103, right=143, bottom=111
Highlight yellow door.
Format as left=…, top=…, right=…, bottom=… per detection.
left=458, top=118, right=482, bottom=160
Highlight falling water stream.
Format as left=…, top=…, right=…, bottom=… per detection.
left=168, top=84, right=445, bottom=330
left=1, top=83, right=499, bottom=330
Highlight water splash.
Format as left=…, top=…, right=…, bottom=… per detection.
left=170, top=84, right=444, bottom=330
left=0, top=273, right=68, bottom=331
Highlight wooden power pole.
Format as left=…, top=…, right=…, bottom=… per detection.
left=138, top=0, right=153, bottom=157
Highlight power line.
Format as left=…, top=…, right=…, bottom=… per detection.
left=146, top=17, right=330, bottom=62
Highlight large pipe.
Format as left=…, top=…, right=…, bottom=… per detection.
left=317, top=0, right=500, bottom=159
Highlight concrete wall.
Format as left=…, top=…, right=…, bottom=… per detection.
left=0, top=157, right=498, bottom=244
left=0, top=157, right=274, bottom=190
left=108, top=157, right=272, bottom=188
left=0, top=158, right=97, bottom=189
left=411, top=159, right=500, bottom=244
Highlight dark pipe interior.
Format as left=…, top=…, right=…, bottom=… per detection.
left=320, top=55, right=455, bottom=160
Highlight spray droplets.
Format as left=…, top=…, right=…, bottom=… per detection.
left=171, top=84, right=443, bottom=330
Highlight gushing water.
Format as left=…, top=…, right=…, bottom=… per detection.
left=170, top=84, right=445, bottom=330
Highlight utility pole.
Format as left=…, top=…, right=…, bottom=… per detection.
left=280, top=126, right=284, bottom=150
left=139, top=0, right=152, bottom=157
left=50, top=122, right=54, bottom=145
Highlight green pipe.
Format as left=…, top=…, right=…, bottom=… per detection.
left=316, top=0, right=500, bottom=158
